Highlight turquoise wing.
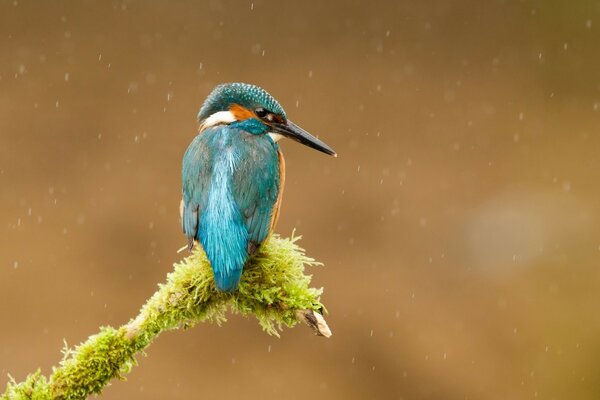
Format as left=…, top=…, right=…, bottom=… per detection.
left=232, top=132, right=281, bottom=253
left=181, top=133, right=212, bottom=249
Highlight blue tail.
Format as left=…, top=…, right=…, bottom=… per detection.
left=198, top=155, right=248, bottom=292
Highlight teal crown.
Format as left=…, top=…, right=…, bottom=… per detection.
left=197, top=83, right=286, bottom=122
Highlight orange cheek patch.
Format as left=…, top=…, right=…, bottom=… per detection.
left=229, top=104, right=256, bottom=121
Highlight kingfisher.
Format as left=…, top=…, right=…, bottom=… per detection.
left=181, top=83, right=336, bottom=292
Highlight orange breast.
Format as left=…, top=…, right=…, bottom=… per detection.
left=269, top=149, right=285, bottom=234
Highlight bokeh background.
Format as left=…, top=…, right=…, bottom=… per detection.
left=1, top=1, right=600, bottom=399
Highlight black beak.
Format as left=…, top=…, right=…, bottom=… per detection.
left=271, top=120, right=337, bottom=157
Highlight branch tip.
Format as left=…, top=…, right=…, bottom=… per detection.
left=296, top=309, right=332, bottom=338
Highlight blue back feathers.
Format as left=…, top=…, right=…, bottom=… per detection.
left=182, top=125, right=280, bottom=291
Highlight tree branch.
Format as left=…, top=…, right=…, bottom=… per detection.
left=2, top=234, right=330, bottom=400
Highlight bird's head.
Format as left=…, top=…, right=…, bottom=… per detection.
left=197, top=82, right=336, bottom=156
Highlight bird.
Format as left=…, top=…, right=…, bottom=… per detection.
left=181, top=82, right=336, bottom=292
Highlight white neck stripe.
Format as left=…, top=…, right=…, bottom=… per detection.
left=200, top=110, right=236, bottom=132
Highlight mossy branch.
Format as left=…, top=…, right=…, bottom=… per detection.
left=2, top=234, right=330, bottom=400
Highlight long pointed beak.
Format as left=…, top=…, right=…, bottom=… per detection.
left=271, top=120, right=337, bottom=157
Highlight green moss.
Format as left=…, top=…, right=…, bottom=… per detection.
left=234, top=235, right=324, bottom=335
left=2, top=234, right=326, bottom=400
left=3, top=371, right=51, bottom=400
left=50, top=328, right=137, bottom=399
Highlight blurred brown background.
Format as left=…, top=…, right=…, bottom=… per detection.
left=1, top=0, right=600, bottom=399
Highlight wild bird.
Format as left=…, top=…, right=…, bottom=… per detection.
left=181, top=83, right=336, bottom=292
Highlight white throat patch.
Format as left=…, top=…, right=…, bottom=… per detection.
left=200, top=110, right=236, bottom=132
left=268, top=132, right=284, bottom=142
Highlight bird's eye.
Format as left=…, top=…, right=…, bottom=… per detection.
left=255, top=107, right=268, bottom=118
